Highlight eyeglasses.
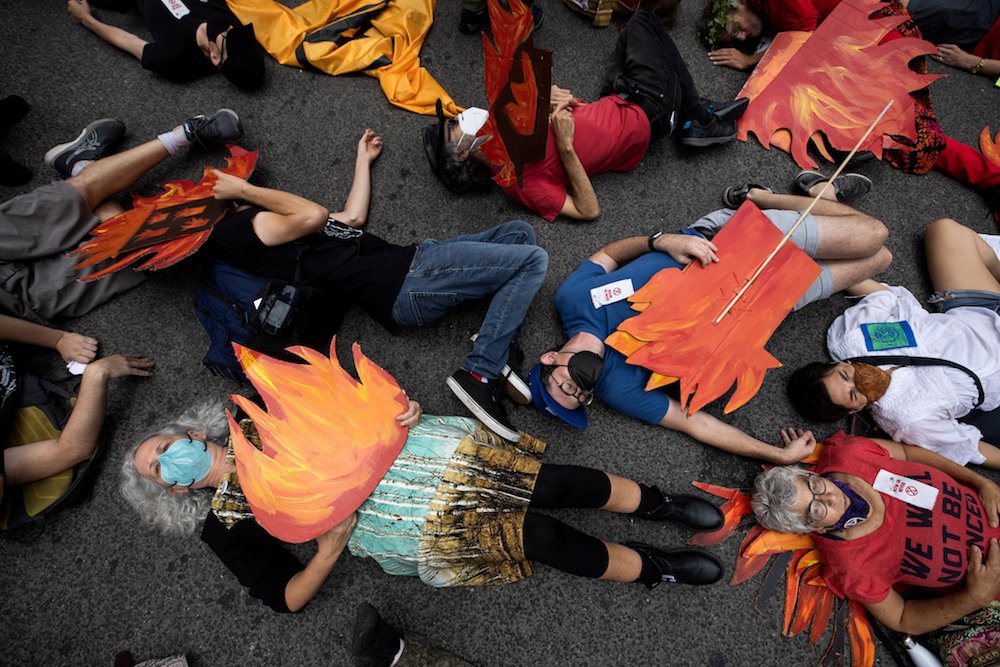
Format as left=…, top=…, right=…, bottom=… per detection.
left=446, top=119, right=490, bottom=153
left=805, top=474, right=828, bottom=525
left=542, top=364, right=594, bottom=406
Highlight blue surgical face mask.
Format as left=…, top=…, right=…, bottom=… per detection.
left=829, top=478, right=871, bottom=530
left=158, top=438, right=212, bottom=487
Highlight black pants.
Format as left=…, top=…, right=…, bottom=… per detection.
left=600, top=10, right=702, bottom=142
left=522, top=464, right=614, bottom=579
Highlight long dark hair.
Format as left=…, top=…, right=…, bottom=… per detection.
left=786, top=362, right=851, bottom=423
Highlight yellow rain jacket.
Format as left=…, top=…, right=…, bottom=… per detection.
left=226, top=0, right=460, bottom=116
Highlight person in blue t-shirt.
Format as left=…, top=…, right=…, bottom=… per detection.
left=527, top=178, right=892, bottom=464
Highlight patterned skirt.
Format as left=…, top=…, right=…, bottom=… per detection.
left=417, top=425, right=546, bottom=587
left=926, top=601, right=1000, bottom=667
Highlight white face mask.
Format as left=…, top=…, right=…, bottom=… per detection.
left=454, top=107, right=492, bottom=152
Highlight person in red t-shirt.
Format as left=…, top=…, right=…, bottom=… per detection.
left=753, top=430, right=1000, bottom=635
left=424, top=4, right=748, bottom=222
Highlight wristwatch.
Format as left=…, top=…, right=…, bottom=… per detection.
left=648, top=231, right=663, bottom=252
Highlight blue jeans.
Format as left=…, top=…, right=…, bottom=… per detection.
left=391, top=220, right=548, bottom=378
left=930, top=289, right=1000, bottom=314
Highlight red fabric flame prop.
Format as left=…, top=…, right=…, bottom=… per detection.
left=982, top=126, right=1000, bottom=224
left=481, top=0, right=552, bottom=188
left=605, top=202, right=820, bottom=416
left=736, top=0, right=940, bottom=169
left=691, top=478, right=875, bottom=667
left=227, top=339, right=410, bottom=543
left=69, top=146, right=258, bottom=282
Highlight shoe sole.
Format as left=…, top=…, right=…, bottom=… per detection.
left=680, top=133, right=738, bottom=148
left=446, top=376, right=521, bottom=442
left=470, top=333, right=532, bottom=405
left=43, top=118, right=123, bottom=168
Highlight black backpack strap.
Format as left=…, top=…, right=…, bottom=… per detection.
left=846, top=355, right=985, bottom=409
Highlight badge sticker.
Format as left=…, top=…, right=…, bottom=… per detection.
left=872, top=469, right=938, bottom=510
left=159, top=0, right=190, bottom=19
left=590, top=279, right=634, bottom=309
left=861, top=321, right=917, bottom=352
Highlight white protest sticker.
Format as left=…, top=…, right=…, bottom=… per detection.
left=872, top=469, right=939, bottom=510
left=159, top=0, right=190, bottom=19
left=590, top=278, right=634, bottom=309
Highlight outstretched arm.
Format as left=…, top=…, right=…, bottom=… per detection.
left=284, top=513, right=357, bottom=612
left=865, top=538, right=1000, bottom=634
left=660, top=400, right=816, bottom=464
left=708, top=48, right=763, bottom=71
left=68, top=0, right=146, bottom=60
left=329, top=129, right=383, bottom=228
left=935, top=45, right=1000, bottom=79
left=589, top=234, right=719, bottom=272
left=0, top=315, right=97, bottom=364
left=211, top=171, right=330, bottom=246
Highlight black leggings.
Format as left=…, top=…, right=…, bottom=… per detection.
left=522, top=464, right=614, bottom=579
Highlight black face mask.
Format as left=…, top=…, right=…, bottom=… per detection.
left=566, top=351, right=604, bottom=390
left=206, top=18, right=231, bottom=42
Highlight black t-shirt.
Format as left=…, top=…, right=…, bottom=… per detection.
left=200, top=512, right=302, bottom=613
left=207, top=206, right=417, bottom=329
left=137, top=0, right=235, bottom=81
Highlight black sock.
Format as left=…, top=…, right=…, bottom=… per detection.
left=636, top=552, right=660, bottom=585
left=633, top=483, right=663, bottom=515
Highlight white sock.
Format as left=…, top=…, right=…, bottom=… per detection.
left=157, top=126, right=191, bottom=156
left=978, top=233, right=1000, bottom=261
left=70, top=160, right=93, bottom=176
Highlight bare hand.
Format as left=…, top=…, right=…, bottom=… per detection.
left=549, top=85, right=581, bottom=111
left=209, top=169, right=247, bottom=201
left=777, top=427, right=817, bottom=463
left=67, top=0, right=94, bottom=24
left=396, top=397, right=422, bottom=428
left=550, top=104, right=576, bottom=152
left=86, top=354, right=155, bottom=380
left=708, top=48, right=754, bottom=71
left=965, top=538, right=1000, bottom=606
left=316, top=512, right=358, bottom=556
left=978, top=479, right=1000, bottom=529
left=357, top=128, right=383, bottom=164
left=934, top=44, right=979, bottom=70
left=656, top=234, right=720, bottom=267
left=55, top=332, right=98, bottom=364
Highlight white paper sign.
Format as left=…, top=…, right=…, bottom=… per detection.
left=590, top=278, right=634, bottom=309
left=159, top=0, right=190, bottom=19
left=872, top=469, right=939, bottom=510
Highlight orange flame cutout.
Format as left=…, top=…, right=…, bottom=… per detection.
left=689, top=481, right=754, bottom=546
left=481, top=0, right=551, bottom=188
left=227, top=339, right=410, bottom=543
left=605, top=203, right=821, bottom=415
left=69, top=146, right=259, bottom=282
left=736, top=0, right=941, bottom=169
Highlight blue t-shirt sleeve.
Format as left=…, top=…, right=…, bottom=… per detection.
left=555, top=259, right=610, bottom=338
left=595, top=351, right=671, bottom=425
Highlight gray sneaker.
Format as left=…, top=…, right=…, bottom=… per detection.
left=182, top=109, right=243, bottom=148
left=44, top=118, right=126, bottom=177
left=793, top=170, right=872, bottom=203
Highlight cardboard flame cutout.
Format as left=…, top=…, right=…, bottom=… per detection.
left=69, top=146, right=258, bottom=282
left=605, top=203, right=821, bottom=415
left=736, top=0, right=940, bottom=168
left=481, top=0, right=552, bottom=188
left=692, top=450, right=877, bottom=667
left=227, top=340, right=410, bottom=544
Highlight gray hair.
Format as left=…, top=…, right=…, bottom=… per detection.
left=751, top=466, right=817, bottom=534
left=119, top=399, right=230, bottom=537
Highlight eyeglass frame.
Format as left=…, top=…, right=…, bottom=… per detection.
left=805, top=474, right=829, bottom=525
left=540, top=362, right=595, bottom=407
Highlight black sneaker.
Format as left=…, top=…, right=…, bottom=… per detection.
left=182, top=109, right=243, bottom=148
left=793, top=169, right=872, bottom=203
left=626, top=542, right=724, bottom=587
left=469, top=333, right=531, bottom=405
left=44, top=118, right=126, bottom=178
left=679, top=116, right=738, bottom=147
left=351, top=603, right=403, bottom=667
left=721, top=182, right=773, bottom=208
left=631, top=488, right=724, bottom=532
left=447, top=369, right=521, bottom=441
left=458, top=8, right=488, bottom=34
left=0, top=95, right=29, bottom=128
left=702, top=97, right=749, bottom=122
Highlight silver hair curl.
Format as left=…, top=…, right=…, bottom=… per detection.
left=119, top=399, right=230, bottom=537
left=751, top=465, right=817, bottom=534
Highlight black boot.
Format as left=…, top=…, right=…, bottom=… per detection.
left=352, top=603, right=403, bottom=667
left=626, top=542, right=724, bottom=587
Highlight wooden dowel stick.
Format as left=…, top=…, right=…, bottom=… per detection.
left=712, top=99, right=894, bottom=325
